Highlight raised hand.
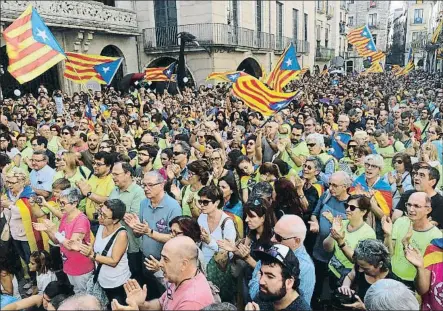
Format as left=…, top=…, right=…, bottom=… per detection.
left=133, top=220, right=150, bottom=236
left=32, top=222, right=48, bottom=232
left=144, top=255, right=160, bottom=272
left=217, top=239, right=237, bottom=252
left=170, top=184, right=181, bottom=200
left=308, top=220, right=320, bottom=233
left=123, top=213, right=140, bottom=229
left=123, top=279, right=147, bottom=307
left=330, top=216, right=345, bottom=242
left=401, top=222, right=413, bottom=249
left=200, top=226, right=211, bottom=244
left=404, top=247, right=424, bottom=268
left=381, top=215, right=393, bottom=236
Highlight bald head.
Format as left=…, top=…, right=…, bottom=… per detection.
left=58, top=294, right=103, bottom=311
left=275, top=215, right=307, bottom=242
left=408, top=191, right=431, bottom=207
left=164, top=236, right=198, bottom=262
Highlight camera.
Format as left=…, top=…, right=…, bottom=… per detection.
left=30, top=194, right=42, bottom=205
left=332, top=290, right=358, bottom=307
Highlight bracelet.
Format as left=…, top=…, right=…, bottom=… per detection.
left=150, top=229, right=154, bottom=236
left=93, top=252, right=97, bottom=261
left=339, top=242, right=346, bottom=249
left=396, top=184, right=402, bottom=188
left=299, top=195, right=305, bottom=199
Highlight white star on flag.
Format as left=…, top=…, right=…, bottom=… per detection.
left=36, top=28, right=49, bottom=42
left=285, top=58, right=292, bottom=66
left=102, top=67, right=110, bottom=74
left=166, top=70, right=171, bottom=74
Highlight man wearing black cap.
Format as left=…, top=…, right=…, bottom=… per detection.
left=245, top=244, right=311, bottom=311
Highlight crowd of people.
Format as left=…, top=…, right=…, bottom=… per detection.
left=0, top=69, right=443, bottom=311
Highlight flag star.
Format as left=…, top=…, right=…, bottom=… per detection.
left=285, top=58, right=293, bottom=66
left=166, top=70, right=171, bottom=74
left=36, top=28, right=49, bottom=42
left=102, top=67, right=110, bottom=74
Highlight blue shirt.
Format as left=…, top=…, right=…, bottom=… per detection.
left=30, top=165, right=56, bottom=192
left=139, top=193, right=182, bottom=259
left=223, top=200, right=243, bottom=219
left=330, top=132, right=352, bottom=160
left=312, top=191, right=348, bottom=263
left=249, top=246, right=315, bottom=304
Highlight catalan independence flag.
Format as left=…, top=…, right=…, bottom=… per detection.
left=355, top=41, right=385, bottom=63
left=206, top=71, right=247, bottom=82
left=366, top=61, right=383, bottom=73
left=3, top=5, right=66, bottom=84
left=64, top=52, right=121, bottom=84
left=145, top=62, right=177, bottom=82
left=395, top=48, right=414, bottom=76
left=350, top=174, right=393, bottom=215
left=391, top=64, right=401, bottom=73
left=228, top=72, right=299, bottom=116
left=347, top=25, right=373, bottom=47
left=266, top=42, right=301, bottom=92
left=347, top=25, right=385, bottom=63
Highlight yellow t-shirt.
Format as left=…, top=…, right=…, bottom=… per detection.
left=85, top=174, right=115, bottom=220
left=53, top=166, right=92, bottom=187
left=280, top=141, right=309, bottom=172
left=391, top=216, right=442, bottom=281
left=329, top=220, right=376, bottom=278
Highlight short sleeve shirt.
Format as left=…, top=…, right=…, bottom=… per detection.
left=30, top=165, right=56, bottom=192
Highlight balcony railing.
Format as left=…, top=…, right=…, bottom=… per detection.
left=368, top=22, right=380, bottom=29
left=315, top=46, right=335, bottom=61
left=406, top=41, right=426, bottom=50
left=143, top=24, right=310, bottom=54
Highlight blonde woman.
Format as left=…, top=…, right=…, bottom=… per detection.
left=420, top=142, right=443, bottom=190
left=52, top=152, right=91, bottom=187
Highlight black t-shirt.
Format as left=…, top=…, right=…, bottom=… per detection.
left=396, top=190, right=443, bottom=229
left=355, top=268, right=399, bottom=301
left=257, top=294, right=312, bottom=311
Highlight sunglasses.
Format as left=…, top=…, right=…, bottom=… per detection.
left=198, top=199, right=213, bottom=206
left=303, top=164, right=313, bottom=170
left=307, top=143, right=317, bottom=147
left=348, top=145, right=357, bottom=149
left=345, top=203, right=359, bottom=211
left=273, top=230, right=297, bottom=243
left=62, top=132, right=70, bottom=135
left=173, top=151, right=185, bottom=156
left=393, top=159, right=403, bottom=165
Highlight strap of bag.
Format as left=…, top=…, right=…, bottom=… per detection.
left=220, top=216, right=238, bottom=241
left=93, top=227, right=126, bottom=283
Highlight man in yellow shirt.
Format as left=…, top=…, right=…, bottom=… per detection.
left=277, top=124, right=309, bottom=173
left=76, top=151, right=115, bottom=235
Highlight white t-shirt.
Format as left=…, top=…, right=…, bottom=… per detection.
left=1, top=275, right=20, bottom=299
left=37, top=271, right=57, bottom=295
left=197, top=212, right=236, bottom=264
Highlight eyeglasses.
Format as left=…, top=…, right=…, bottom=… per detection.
left=307, top=143, right=317, bottom=148
left=364, top=163, right=379, bottom=170
left=99, top=145, right=110, bottom=150
left=303, top=164, right=313, bottom=170
left=329, top=183, right=344, bottom=188
left=59, top=201, right=75, bottom=207
left=173, top=151, right=185, bottom=156
left=55, top=158, right=64, bottom=162
left=210, top=157, right=221, bottom=162
left=31, top=158, right=46, bottom=162
left=62, top=132, right=70, bottom=135
left=198, top=199, right=213, bottom=206
left=393, top=159, right=403, bottom=165
left=405, top=202, right=430, bottom=209
left=0, top=139, right=7, bottom=143
left=345, top=203, right=359, bottom=211
left=92, top=162, right=106, bottom=166
left=143, top=182, right=163, bottom=189
left=98, top=210, right=112, bottom=220
left=138, top=153, right=150, bottom=157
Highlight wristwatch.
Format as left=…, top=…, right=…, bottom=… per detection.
left=92, top=252, right=98, bottom=260
left=86, top=191, right=92, bottom=198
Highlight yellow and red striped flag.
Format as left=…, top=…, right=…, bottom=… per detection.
left=228, top=72, right=299, bottom=116
left=145, top=62, right=177, bottom=82
left=3, top=5, right=66, bottom=84
left=206, top=71, right=244, bottom=82
left=431, top=19, right=443, bottom=44
left=266, top=42, right=301, bottom=92
left=64, top=52, right=118, bottom=84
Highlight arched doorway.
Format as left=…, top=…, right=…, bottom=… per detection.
left=237, top=57, right=262, bottom=78
left=346, top=60, right=354, bottom=73
left=100, top=45, right=125, bottom=90
left=417, top=59, right=424, bottom=67
left=146, top=56, right=195, bottom=87
left=0, top=45, right=60, bottom=98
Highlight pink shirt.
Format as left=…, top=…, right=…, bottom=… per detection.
left=159, top=272, right=214, bottom=310
left=59, top=212, right=94, bottom=276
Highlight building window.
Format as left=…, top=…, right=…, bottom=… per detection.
left=316, top=24, right=321, bottom=42
left=348, top=16, right=354, bottom=26
left=325, top=27, right=329, bottom=47
left=256, top=0, right=262, bottom=32
left=276, top=2, right=283, bottom=48
left=369, top=13, right=377, bottom=27
left=412, top=32, right=419, bottom=42
left=304, top=13, right=308, bottom=41
left=93, top=0, right=115, bottom=7
left=154, top=0, right=177, bottom=28
left=414, top=9, right=424, bottom=23
left=293, top=9, right=299, bottom=41
left=372, top=34, right=377, bottom=45
left=369, top=1, right=377, bottom=8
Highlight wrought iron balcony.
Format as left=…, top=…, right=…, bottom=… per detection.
left=275, top=36, right=310, bottom=54
left=315, top=46, right=335, bottom=61
left=143, top=24, right=310, bottom=54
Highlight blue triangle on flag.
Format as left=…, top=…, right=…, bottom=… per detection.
left=163, top=62, right=177, bottom=79
left=361, top=26, right=372, bottom=39
left=94, top=58, right=122, bottom=85
left=280, top=43, right=301, bottom=71
left=31, top=8, right=65, bottom=55
left=227, top=72, right=241, bottom=83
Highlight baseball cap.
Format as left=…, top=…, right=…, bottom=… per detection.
left=250, top=182, right=273, bottom=199
left=255, top=244, right=300, bottom=277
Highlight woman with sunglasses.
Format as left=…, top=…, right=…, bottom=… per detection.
left=69, top=199, right=130, bottom=308
left=236, top=156, right=260, bottom=203
left=384, top=153, right=413, bottom=209
left=53, top=152, right=91, bottom=187
left=244, top=134, right=263, bottom=166
left=171, top=160, right=212, bottom=218
left=323, top=195, right=376, bottom=291
left=350, top=154, right=392, bottom=240
left=338, top=139, right=359, bottom=177
left=33, top=188, right=94, bottom=294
